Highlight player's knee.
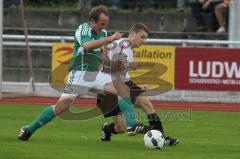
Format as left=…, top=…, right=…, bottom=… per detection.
left=138, top=97, right=151, bottom=107
left=55, top=106, right=70, bottom=115
left=55, top=97, right=74, bottom=115
left=114, top=79, right=129, bottom=90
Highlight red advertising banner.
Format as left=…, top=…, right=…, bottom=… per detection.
left=175, top=48, right=240, bottom=91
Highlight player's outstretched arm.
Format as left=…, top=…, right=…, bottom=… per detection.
left=83, top=32, right=123, bottom=51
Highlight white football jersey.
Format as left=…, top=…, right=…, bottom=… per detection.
left=108, top=39, right=133, bottom=82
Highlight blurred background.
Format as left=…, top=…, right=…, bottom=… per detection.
left=1, top=0, right=240, bottom=103
left=3, top=0, right=231, bottom=38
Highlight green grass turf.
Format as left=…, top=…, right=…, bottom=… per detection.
left=0, top=103, right=240, bottom=159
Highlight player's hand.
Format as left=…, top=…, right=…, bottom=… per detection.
left=111, top=60, right=125, bottom=72
left=110, top=32, right=123, bottom=42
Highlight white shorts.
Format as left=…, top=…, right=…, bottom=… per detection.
left=61, top=70, right=115, bottom=98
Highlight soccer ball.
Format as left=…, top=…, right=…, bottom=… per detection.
left=143, top=130, right=165, bottom=149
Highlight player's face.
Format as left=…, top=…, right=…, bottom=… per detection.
left=92, top=13, right=109, bottom=33
left=132, top=30, right=148, bottom=47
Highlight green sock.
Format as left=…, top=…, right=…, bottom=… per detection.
left=26, top=106, right=56, bottom=134
left=118, top=97, right=136, bottom=127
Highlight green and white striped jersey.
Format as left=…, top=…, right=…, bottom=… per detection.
left=69, top=22, right=107, bottom=71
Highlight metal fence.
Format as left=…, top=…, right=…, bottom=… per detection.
left=3, top=34, right=240, bottom=47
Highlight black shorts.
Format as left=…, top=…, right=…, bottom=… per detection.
left=97, top=80, right=145, bottom=118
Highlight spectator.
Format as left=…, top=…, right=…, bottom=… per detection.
left=111, top=0, right=120, bottom=10
left=189, top=0, right=207, bottom=31
left=135, top=0, right=145, bottom=12
left=134, top=0, right=155, bottom=12
left=177, top=0, right=185, bottom=12
left=4, top=0, right=19, bottom=8
left=215, top=0, right=229, bottom=33
left=78, top=0, right=92, bottom=11
left=189, top=0, right=221, bottom=31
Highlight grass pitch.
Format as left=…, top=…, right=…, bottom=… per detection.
left=0, top=103, right=240, bottom=159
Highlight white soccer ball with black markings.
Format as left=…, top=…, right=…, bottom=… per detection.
left=144, top=130, right=165, bottom=149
